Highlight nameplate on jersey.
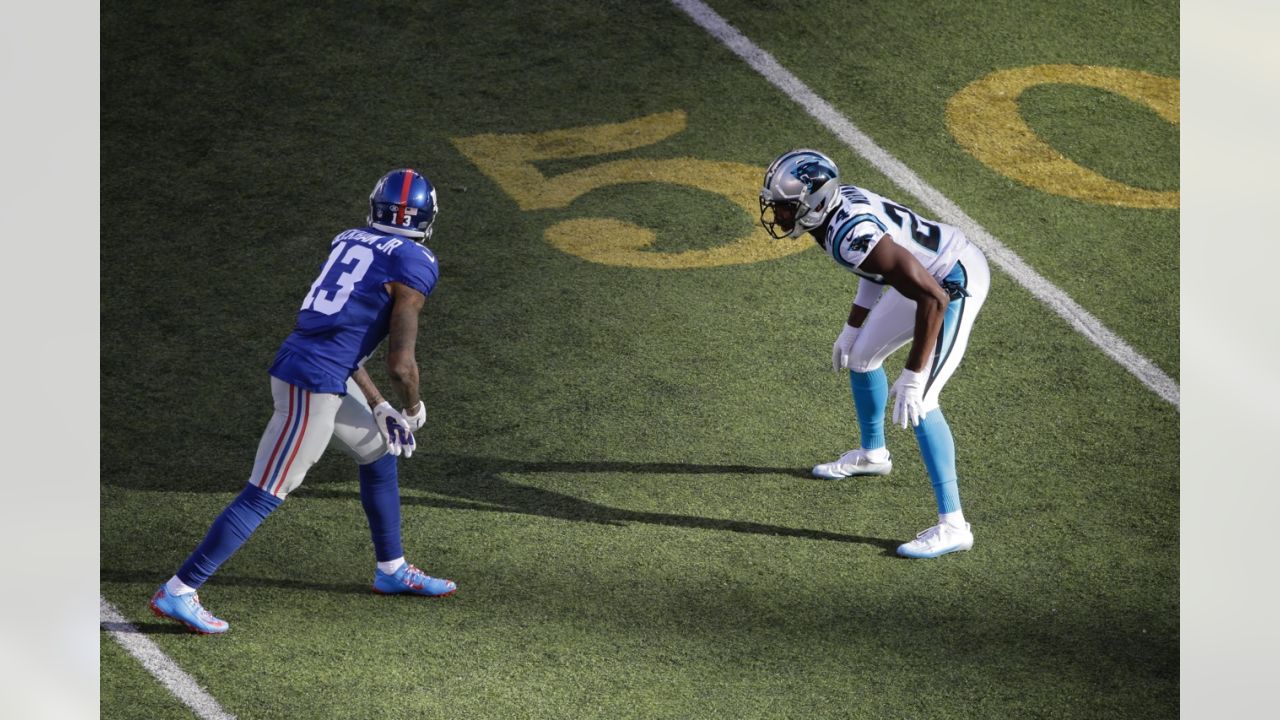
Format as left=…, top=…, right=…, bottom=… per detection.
left=839, top=186, right=870, bottom=205
left=334, top=229, right=404, bottom=256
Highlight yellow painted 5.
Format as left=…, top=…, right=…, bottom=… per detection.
left=451, top=111, right=810, bottom=269
left=947, top=65, right=1178, bottom=209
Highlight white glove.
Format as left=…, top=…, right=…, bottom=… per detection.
left=890, top=368, right=928, bottom=429
left=373, top=401, right=417, bottom=458
left=832, top=323, right=861, bottom=371
left=402, top=401, right=427, bottom=432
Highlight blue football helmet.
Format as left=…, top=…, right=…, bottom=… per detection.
left=368, top=168, right=438, bottom=240
left=759, top=149, right=841, bottom=239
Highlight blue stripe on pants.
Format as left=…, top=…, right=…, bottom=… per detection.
left=265, top=386, right=306, bottom=491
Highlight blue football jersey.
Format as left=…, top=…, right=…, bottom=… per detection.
left=269, top=227, right=439, bottom=394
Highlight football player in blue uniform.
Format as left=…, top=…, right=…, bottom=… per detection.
left=760, top=150, right=992, bottom=559
left=150, top=169, right=457, bottom=634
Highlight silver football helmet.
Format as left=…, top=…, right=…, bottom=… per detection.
left=759, top=149, right=841, bottom=239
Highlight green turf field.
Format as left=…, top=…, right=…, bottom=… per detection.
left=101, top=1, right=1179, bottom=717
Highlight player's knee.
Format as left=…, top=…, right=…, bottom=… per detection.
left=352, top=444, right=388, bottom=467
left=331, top=425, right=389, bottom=466
left=848, top=355, right=884, bottom=374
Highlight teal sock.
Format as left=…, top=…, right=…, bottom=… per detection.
left=849, top=368, right=888, bottom=450
left=913, top=408, right=961, bottom=514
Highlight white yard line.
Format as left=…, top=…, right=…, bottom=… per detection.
left=99, top=596, right=237, bottom=720
left=671, top=0, right=1179, bottom=408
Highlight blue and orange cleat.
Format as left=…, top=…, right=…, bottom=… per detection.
left=372, top=562, right=457, bottom=597
left=149, top=586, right=230, bottom=634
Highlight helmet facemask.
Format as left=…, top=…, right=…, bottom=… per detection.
left=759, top=195, right=803, bottom=239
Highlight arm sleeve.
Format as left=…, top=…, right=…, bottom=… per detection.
left=853, top=276, right=885, bottom=309
left=391, top=245, right=439, bottom=297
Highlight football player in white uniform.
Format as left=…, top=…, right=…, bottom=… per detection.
left=760, top=149, right=991, bottom=558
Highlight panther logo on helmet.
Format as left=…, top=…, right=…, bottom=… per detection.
left=793, top=158, right=836, bottom=193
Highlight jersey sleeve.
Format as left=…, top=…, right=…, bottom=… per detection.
left=830, top=211, right=888, bottom=270
left=390, top=244, right=440, bottom=297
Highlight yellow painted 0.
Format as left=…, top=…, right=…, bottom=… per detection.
left=946, top=64, right=1178, bottom=209
left=452, top=111, right=809, bottom=268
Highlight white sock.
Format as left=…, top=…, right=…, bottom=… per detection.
left=377, top=557, right=406, bottom=575
left=940, top=510, right=966, bottom=528
left=165, top=575, right=197, bottom=597
left=863, top=446, right=890, bottom=462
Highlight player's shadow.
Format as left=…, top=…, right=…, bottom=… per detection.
left=103, top=454, right=900, bottom=551
left=100, top=458, right=900, bottom=608
left=100, top=570, right=371, bottom=598
left=101, top=620, right=199, bottom=635
left=299, top=455, right=900, bottom=552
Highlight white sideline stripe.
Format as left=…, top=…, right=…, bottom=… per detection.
left=99, top=596, right=237, bottom=720
left=670, top=0, right=1179, bottom=408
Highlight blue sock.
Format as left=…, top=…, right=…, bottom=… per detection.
left=913, top=408, right=961, bottom=514
left=358, top=453, right=403, bottom=563
left=849, top=368, right=888, bottom=450
left=176, top=484, right=282, bottom=589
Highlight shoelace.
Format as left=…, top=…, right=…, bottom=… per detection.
left=841, top=450, right=886, bottom=466
left=913, top=525, right=942, bottom=545
left=401, top=564, right=429, bottom=585
left=187, top=593, right=219, bottom=622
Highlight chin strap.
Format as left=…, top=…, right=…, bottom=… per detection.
left=797, top=202, right=837, bottom=237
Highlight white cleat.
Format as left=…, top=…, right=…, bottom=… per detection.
left=896, top=522, right=974, bottom=559
left=811, top=448, right=893, bottom=479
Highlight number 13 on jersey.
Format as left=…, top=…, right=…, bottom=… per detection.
left=301, top=242, right=374, bottom=315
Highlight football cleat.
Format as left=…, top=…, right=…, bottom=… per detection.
left=896, top=521, right=974, bottom=559
left=811, top=448, right=893, bottom=479
left=149, top=586, right=229, bottom=634
left=372, top=562, right=457, bottom=597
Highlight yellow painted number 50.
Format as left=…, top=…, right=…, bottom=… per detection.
left=451, top=111, right=809, bottom=269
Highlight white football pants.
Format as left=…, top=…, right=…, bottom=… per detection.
left=247, top=376, right=390, bottom=498
left=847, top=243, right=990, bottom=412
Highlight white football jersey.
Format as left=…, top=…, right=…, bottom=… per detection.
left=820, top=185, right=969, bottom=282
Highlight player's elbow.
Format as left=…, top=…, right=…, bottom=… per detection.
left=922, top=288, right=948, bottom=315
left=921, top=288, right=952, bottom=319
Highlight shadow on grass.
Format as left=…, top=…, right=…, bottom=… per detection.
left=101, top=620, right=197, bottom=635
left=107, top=454, right=898, bottom=550
left=101, top=569, right=371, bottom=596
left=306, top=484, right=896, bottom=550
